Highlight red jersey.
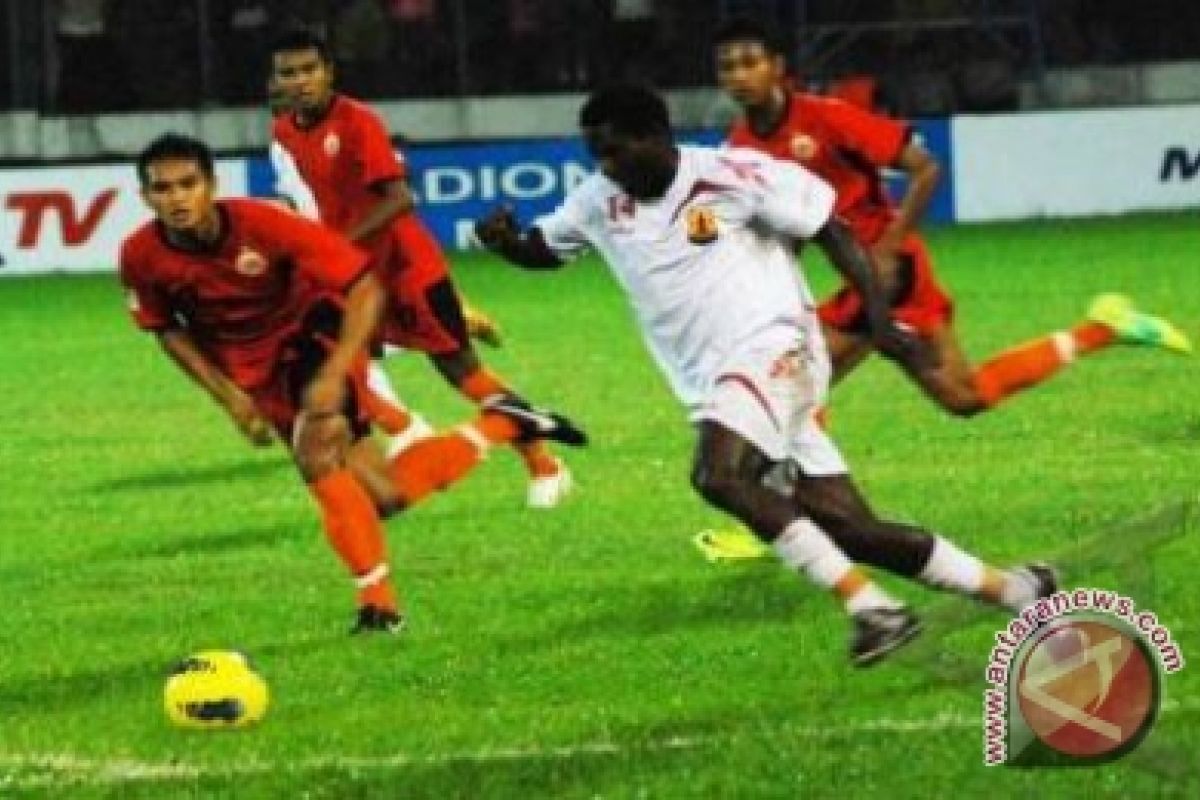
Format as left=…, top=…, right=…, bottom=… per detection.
left=271, top=95, right=404, bottom=242
left=727, top=92, right=911, bottom=245
left=118, top=198, right=370, bottom=389
left=271, top=93, right=450, bottom=289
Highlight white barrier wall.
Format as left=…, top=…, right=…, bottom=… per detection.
left=0, top=159, right=247, bottom=275
left=953, top=104, right=1200, bottom=221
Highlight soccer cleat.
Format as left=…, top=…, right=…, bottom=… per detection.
left=1087, top=293, right=1192, bottom=354
left=484, top=395, right=588, bottom=447
left=351, top=605, right=406, bottom=635
left=384, top=415, right=435, bottom=459
left=526, top=458, right=573, bottom=509
left=692, top=527, right=770, bottom=562
left=1001, top=562, right=1059, bottom=613
left=850, top=607, right=923, bottom=667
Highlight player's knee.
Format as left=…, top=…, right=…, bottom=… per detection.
left=294, top=412, right=349, bottom=480
left=937, top=383, right=986, bottom=417
left=690, top=461, right=753, bottom=513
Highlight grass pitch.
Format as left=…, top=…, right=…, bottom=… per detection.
left=1, top=213, right=1198, bottom=797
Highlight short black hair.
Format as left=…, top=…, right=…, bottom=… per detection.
left=136, top=133, right=214, bottom=185
left=579, top=85, right=671, bottom=138
left=712, top=16, right=784, bottom=55
left=269, top=27, right=332, bottom=64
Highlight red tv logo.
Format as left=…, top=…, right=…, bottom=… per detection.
left=6, top=189, right=118, bottom=248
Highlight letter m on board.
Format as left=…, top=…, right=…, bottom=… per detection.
left=1160, top=147, right=1200, bottom=182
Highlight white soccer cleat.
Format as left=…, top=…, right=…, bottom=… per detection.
left=385, top=415, right=435, bottom=459
left=526, top=459, right=573, bottom=509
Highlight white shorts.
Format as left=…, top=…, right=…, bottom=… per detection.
left=691, top=339, right=847, bottom=477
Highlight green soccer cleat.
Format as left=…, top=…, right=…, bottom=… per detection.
left=692, top=527, right=771, bottom=563
left=1087, top=293, right=1192, bottom=354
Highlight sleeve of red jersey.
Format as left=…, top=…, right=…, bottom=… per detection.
left=352, top=105, right=406, bottom=189
left=823, top=99, right=912, bottom=167
left=248, top=201, right=371, bottom=290
left=118, top=239, right=175, bottom=331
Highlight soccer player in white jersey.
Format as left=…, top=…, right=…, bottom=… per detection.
left=477, top=85, right=1056, bottom=666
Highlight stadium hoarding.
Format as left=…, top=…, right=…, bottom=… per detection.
left=246, top=119, right=956, bottom=253
left=0, top=160, right=247, bottom=275
left=952, top=103, right=1200, bottom=221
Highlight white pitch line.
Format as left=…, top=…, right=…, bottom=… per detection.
left=1, top=697, right=1196, bottom=790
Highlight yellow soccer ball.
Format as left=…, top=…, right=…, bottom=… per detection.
left=164, top=650, right=269, bottom=729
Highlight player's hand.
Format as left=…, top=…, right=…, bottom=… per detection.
left=474, top=206, right=519, bottom=251
left=303, top=371, right=346, bottom=418
left=868, top=241, right=903, bottom=303
left=225, top=391, right=273, bottom=447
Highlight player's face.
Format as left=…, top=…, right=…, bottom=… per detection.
left=272, top=48, right=334, bottom=114
left=584, top=123, right=677, bottom=200
left=141, top=159, right=218, bottom=234
left=716, top=41, right=784, bottom=108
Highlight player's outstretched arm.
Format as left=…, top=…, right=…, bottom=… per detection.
left=157, top=329, right=273, bottom=446
left=475, top=207, right=564, bottom=271
left=813, top=218, right=929, bottom=369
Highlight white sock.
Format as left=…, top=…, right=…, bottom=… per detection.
left=918, top=536, right=985, bottom=594
left=999, top=572, right=1038, bottom=612
left=773, top=518, right=899, bottom=612
left=367, top=361, right=405, bottom=405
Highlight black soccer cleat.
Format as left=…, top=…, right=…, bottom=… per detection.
left=484, top=394, right=588, bottom=447
left=351, top=605, right=406, bottom=635
left=850, top=607, right=923, bottom=668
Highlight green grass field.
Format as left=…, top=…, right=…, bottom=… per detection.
left=1, top=213, right=1198, bottom=798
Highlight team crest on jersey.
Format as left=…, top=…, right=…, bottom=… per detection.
left=323, top=132, right=340, bottom=156
left=234, top=246, right=269, bottom=276
left=685, top=206, right=720, bottom=245
left=790, top=133, right=818, bottom=161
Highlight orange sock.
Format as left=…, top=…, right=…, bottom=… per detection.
left=387, top=411, right=527, bottom=505
left=1071, top=321, right=1117, bottom=355
left=517, top=442, right=560, bottom=477
left=457, top=368, right=558, bottom=477
left=458, top=368, right=507, bottom=404
left=310, top=470, right=397, bottom=611
left=973, top=322, right=1116, bottom=408
left=361, top=385, right=413, bottom=436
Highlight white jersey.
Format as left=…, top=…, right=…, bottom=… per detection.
left=534, top=145, right=835, bottom=408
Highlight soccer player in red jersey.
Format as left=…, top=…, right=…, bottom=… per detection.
left=714, top=18, right=1190, bottom=418
left=268, top=29, right=573, bottom=509
left=120, top=134, right=585, bottom=632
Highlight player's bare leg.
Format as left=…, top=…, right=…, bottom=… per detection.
left=431, top=346, right=572, bottom=509
left=895, top=322, right=988, bottom=416
left=823, top=325, right=875, bottom=386
left=692, top=421, right=920, bottom=666
left=898, top=297, right=1191, bottom=416
left=788, top=467, right=1056, bottom=611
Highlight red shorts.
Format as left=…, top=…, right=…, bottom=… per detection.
left=249, top=298, right=373, bottom=444
left=817, top=233, right=953, bottom=336
left=374, top=217, right=468, bottom=355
